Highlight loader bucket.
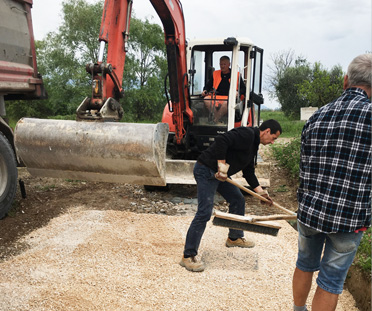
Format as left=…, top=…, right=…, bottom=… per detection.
left=14, top=118, right=169, bottom=186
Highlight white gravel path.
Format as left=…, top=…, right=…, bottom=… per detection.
left=0, top=207, right=358, bottom=310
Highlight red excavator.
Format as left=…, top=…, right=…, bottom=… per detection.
left=0, top=0, right=266, bottom=219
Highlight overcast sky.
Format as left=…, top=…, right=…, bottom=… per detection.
left=31, top=0, right=371, bottom=109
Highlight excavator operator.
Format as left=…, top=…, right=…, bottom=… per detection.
left=201, top=56, right=246, bottom=123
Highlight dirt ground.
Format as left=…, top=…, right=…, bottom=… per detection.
left=0, top=140, right=360, bottom=310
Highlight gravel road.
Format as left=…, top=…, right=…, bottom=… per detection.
left=0, top=207, right=358, bottom=310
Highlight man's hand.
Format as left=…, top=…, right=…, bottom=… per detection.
left=215, top=162, right=230, bottom=182
left=257, top=190, right=273, bottom=206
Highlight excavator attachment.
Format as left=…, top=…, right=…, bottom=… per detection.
left=14, top=118, right=169, bottom=186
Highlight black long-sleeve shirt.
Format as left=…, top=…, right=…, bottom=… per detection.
left=197, top=127, right=260, bottom=189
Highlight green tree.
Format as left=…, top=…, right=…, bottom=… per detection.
left=297, top=63, right=344, bottom=108
left=122, top=17, right=167, bottom=122
left=275, top=58, right=312, bottom=119
left=37, top=0, right=103, bottom=116
left=60, top=0, right=103, bottom=63
left=268, top=50, right=344, bottom=118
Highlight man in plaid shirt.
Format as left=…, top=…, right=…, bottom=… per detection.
left=292, top=54, right=371, bottom=311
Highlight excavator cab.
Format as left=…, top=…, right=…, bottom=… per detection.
left=163, top=37, right=264, bottom=159
left=188, top=38, right=264, bottom=130
left=163, top=38, right=269, bottom=186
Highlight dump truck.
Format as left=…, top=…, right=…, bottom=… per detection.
left=0, top=0, right=268, bottom=219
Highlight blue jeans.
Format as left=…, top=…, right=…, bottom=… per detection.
left=296, top=222, right=363, bottom=294
left=183, top=162, right=246, bottom=257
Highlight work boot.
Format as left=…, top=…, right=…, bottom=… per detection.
left=179, top=256, right=205, bottom=272
left=226, top=237, right=255, bottom=248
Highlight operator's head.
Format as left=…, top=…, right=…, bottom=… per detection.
left=344, top=53, right=372, bottom=97
left=219, top=56, right=231, bottom=74
left=259, top=119, right=282, bottom=145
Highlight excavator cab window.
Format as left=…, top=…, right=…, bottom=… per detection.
left=250, top=46, right=264, bottom=127
left=188, top=49, right=229, bottom=127
left=189, top=50, right=205, bottom=96
left=188, top=46, right=249, bottom=128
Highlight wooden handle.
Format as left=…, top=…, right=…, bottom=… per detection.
left=226, top=178, right=296, bottom=216
left=251, top=214, right=297, bottom=222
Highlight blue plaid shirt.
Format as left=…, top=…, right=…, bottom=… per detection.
left=297, top=88, right=371, bottom=233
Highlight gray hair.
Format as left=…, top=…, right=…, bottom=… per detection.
left=346, top=54, right=372, bottom=88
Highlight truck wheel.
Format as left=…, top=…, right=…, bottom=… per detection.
left=0, top=133, right=18, bottom=219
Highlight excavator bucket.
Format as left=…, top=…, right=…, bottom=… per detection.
left=14, top=118, right=169, bottom=186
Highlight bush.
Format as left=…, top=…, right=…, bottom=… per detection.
left=354, top=227, right=371, bottom=277
left=270, top=136, right=301, bottom=182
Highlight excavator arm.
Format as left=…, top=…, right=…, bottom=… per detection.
left=149, top=0, right=193, bottom=143
left=78, top=0, right=192, bottom=143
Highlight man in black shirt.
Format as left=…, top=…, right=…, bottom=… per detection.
left=180, top=119, right=282, bottom=272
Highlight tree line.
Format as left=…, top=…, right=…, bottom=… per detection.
left=6, top=0, right=344, bottom=123
left=267, top=49, right=344, bottom=119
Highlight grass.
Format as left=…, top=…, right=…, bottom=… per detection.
left=274, top=185, right=289, bottom=193
left=9, top=119, right=17, bottom=129
left=7, top=114, right=78, bottom=130
left=261, top=110, right=306, bottom=138
left=354, top=227, right=371, bottom=275
left=261, top=110, right=302, bottom=181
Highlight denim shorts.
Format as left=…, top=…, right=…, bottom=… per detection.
left=296, top=222, right=363, bottom=294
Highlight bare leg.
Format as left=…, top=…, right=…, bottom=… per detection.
left=312, top=286, right=338, bottom=311
left=214, top=102, right=227, bottom=122
left=203, top=97, right=228, bottom=123
left=292, top=267, right=313, bottom=307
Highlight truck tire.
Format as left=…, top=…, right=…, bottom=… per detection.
left=0, top=133, right=18, bottom=219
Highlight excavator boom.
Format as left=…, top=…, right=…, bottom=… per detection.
left=150, top=0, right=193, bottom=143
